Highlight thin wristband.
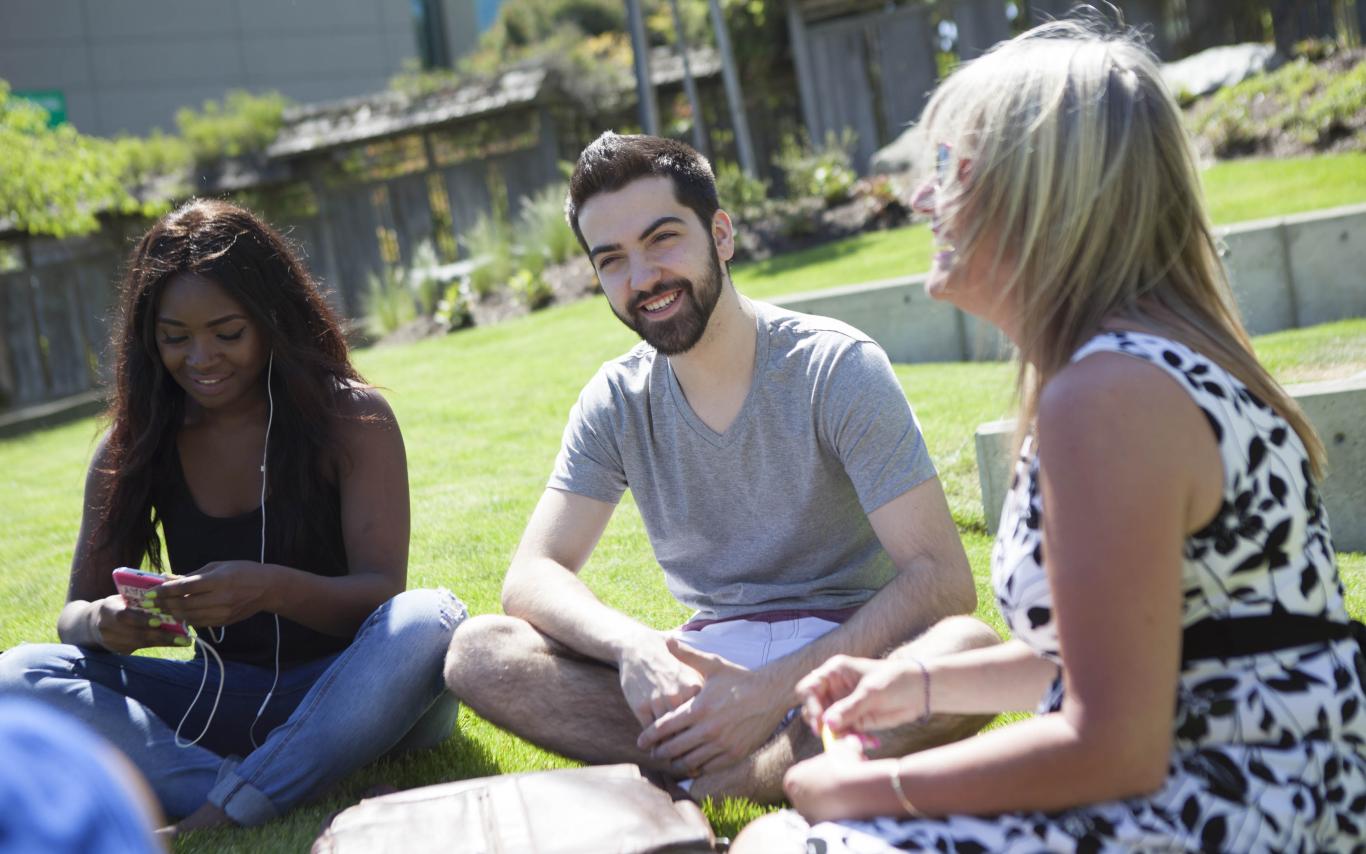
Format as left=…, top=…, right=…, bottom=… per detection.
left=908, top=655, right=931, bottom=725
left=888, top=761, right=917, bottom=816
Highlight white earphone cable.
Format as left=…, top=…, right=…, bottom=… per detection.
left=174, top=349, right=281, bottom=750
left=250, top=350, right=282, bottom=749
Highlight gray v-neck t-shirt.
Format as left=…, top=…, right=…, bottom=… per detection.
left=549, top=300, right=936, bottom=622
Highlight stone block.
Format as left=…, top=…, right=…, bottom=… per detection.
left=974, top=373, right=1366, bottom=554
left=1220, top=220, right=1295, bottom=336
left=1288, top=374, right=1366, bottom=553
left=975, top=418, right=1015, bottom=535
left=1285, top=205, right=1366, bottom=328
left=775, top=276, right=968, bottom=363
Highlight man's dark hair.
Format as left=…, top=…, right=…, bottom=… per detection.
left=565, top=132, right=719, bottom=253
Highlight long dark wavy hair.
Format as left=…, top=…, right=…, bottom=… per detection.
left=96, top=198, right=366, bottom=570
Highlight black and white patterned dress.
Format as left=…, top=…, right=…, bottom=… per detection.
left=806, top=331, right=1366, bottom=853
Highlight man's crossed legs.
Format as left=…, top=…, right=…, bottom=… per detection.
left=444, top=613, right=999, bottom=803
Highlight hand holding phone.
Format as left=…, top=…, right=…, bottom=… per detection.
left=111, top=567, right=188, bottom=637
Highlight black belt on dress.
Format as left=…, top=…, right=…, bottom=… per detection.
left=1181, top=613, right=1366, bottom=665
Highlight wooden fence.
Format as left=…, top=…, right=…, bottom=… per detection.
left=2, top=0, right=1361, bottom=412
left=0, top=242, right=120, bottom=410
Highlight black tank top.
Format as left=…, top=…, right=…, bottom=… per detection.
left=156, top=450, right=353, bottom=667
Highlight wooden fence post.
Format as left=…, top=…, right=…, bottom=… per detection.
left=0, top=272, right=15, bottom=407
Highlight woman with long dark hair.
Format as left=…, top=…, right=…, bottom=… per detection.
left=0, top=199, right=466, bottom=832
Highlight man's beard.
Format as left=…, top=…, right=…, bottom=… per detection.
left=611, top=249, right=724, bottom=355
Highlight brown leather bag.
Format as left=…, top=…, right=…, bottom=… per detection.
left=312, top=764, right=718, bottom=854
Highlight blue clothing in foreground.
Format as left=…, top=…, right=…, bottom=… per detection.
left=0, top=588, right=465, bottom=826
left=0, top=693, right=160, bottom=853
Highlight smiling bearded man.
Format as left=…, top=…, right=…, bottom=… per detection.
left=441, top=132, right=1001, bottom=805
left=610, top=244, right=723, bottom=356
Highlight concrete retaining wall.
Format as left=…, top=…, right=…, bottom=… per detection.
left=1223, top=203, right=1366, bottom=335
left=975, top=374, right=1366, bottom=553
left=774, top=202, right=1366, bottom=361
left=773, top=275, right=1013, bottom=364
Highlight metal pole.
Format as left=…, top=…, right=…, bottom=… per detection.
left=785, top=0, right=821, bottom=143
left=667, top=0, right=709, bottom=155
left=706, top=0, right=758, bottom=176
left=625, top=0, right=660, bottom=135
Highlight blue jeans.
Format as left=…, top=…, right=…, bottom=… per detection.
left=0, top=588, right=466, bottom=826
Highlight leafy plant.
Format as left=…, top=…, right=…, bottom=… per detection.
left=389, top=59, right=466, bottom=98
left=362, top=265, right=417, bottom=338
left=775, top=129, right=858, bottom=206
left=509, top=268, right=554, bottom=310
left=1187, top=56, right=1366, bottom=156
left=434, top=282, right=473, bottom=329
left=463, top=212, right=516, bottom=298
left=714, top=160, right=770, bottom=222
left=516, top=183, right=577, bottom=274
left=175, top=90, right=289, bottom=162
left=110, top=130, right=192, bottom=196
left=408, top=240, right=445, bottom=316
left=0, top=80, right=159, bottom=237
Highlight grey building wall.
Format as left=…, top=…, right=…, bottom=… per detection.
left=0, top=0, right=464, bottom=136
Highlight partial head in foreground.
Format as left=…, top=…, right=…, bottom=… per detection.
left=567, top=132, right=734, bottom=355
left=912, top=17, right=1323, bottom=472
left=100, top=198, right=365, bottom=567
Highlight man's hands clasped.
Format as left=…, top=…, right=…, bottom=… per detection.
left=632, top=637, right=790, bottom=779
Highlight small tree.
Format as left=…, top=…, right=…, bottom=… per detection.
left=0, top=81, right=159, bottom=238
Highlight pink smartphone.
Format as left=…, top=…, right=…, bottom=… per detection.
left=111, top=567, right=187, bottom=636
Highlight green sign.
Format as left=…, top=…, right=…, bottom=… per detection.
left=12, top=90, right=67, bottom=127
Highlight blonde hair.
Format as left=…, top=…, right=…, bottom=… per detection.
left=918, top=19, right=1325, bottom=477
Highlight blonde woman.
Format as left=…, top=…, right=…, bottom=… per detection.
left=733, top=19, right=1365, bottom=854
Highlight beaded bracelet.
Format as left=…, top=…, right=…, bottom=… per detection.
left=888, top=761, right=917, bottom=815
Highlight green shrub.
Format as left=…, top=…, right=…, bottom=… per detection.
left=1298, top=61, right=1366, bottom=145
left=408, top=240, right=444, bottom=315
left=435, top=282, right=473, bottom=329
left=111, top=130, right=191, bottom=193
left=363, top=265, right=417, bottom=338
left=515, top=183, right=577, bottom=274
left=0, top=81, right=158, bottom=237
left=775, top=129, right=857, bottom=206
left=1187, top=56, right=1366, bottom=155
left=175, top=90, right=289, bottom=162
left=714, top=160, right=770, bottom=221
left=464, top=212, right=516, bottom=298
left=509, top=268, right=554, bottom=310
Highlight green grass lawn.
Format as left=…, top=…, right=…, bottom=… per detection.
left=0, top=152, right=1363, bottom=851
left=1, top=307, right=1362, bottom=852
left=732, top=152, right=1366, bottom=300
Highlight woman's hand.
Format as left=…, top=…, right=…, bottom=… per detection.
left=798, top=654, right=928, bottom=737
left=87, top=594, right=187, bottom=654
left=157, top=561, right=278, bottom=628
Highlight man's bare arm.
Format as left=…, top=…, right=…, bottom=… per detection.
left=503, top=487, right=703, bottom=724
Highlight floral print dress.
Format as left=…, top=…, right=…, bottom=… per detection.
left=806, top=331, right=1366, bottom=853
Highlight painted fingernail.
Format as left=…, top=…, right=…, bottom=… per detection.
left=145, top=591, right=156, bottom=599
left=148, top=618, right=161, bottom=628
